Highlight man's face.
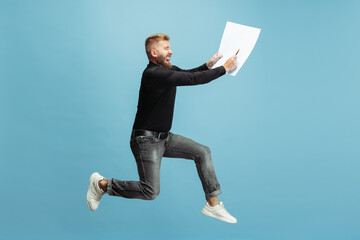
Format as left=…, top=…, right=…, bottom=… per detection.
left=154, top=40, right=173, bottom=69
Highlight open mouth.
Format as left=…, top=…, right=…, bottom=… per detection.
left=165, top=55, right=171, bottom=61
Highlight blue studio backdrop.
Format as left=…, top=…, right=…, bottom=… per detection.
left=1, top=0, right=359, bottom=239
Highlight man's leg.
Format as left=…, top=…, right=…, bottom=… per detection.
left=106, top=136, right=165, bottom=200
left=164, top=133, right=221, bottom=200
left=163, top=132, right=237, bottom=223
left=163, top=132, right=221, bottom=201
left=87, top=135, right=166, bottom=211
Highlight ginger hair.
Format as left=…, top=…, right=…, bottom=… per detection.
left=145, top=33, right=170, bottom=59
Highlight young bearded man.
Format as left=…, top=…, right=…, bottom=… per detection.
left=87, top=33, right=238, bottom=223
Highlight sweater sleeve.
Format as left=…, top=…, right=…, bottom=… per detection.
left=150, top=65, right=226, bottom=87
left=171, top=63, right=209, bottom=73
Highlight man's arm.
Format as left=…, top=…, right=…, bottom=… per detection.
left=146, top=55, right=237, bottom=87
left=153, top=66, right=226, bottom=87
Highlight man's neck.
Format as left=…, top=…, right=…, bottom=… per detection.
left=149, top=59, right=158, bottom=65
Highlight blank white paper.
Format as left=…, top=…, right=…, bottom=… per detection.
left=212, top=21, right=261, bottom=76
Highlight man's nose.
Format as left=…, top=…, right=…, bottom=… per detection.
left=169, top=49, right=173, bottom=55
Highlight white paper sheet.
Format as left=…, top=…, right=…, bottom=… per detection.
left=212, top=21, right=261, bottom=76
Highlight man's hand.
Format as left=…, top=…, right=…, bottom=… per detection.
left=223, top=55, right=237, bottom=72
left=206, top=52, right=223, bottom=69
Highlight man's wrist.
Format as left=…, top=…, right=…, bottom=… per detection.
left=206, top=61, right=211, bottom=69
left=220, top=65, right=227, bottom=74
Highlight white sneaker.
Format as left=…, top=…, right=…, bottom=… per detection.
left=86, top=172, right=105, bottom=211
left=201, top=201, right=237, bottom=223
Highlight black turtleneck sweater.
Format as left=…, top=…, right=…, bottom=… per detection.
left=132, top=62, right=226, bottom=132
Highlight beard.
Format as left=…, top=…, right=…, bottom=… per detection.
left=156, top=53, right=172, bottom=69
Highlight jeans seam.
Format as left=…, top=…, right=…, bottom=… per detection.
left=136, top=141, right=147, bottom=182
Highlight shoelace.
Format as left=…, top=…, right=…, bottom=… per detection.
left=216, top=202, right=231, bottom=215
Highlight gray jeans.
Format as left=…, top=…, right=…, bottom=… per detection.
left=107, top=131, right=222, bottom=200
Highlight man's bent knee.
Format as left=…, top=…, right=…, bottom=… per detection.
left=198, top=145, right=211, bottom=160
left=144, top=190, right=160, bottom=200
left=142, top=185, right=160, bottom=200
left=203, top=146, right=211, bottom=156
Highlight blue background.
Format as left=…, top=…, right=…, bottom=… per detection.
left=1, top=0, right=359, bottom=239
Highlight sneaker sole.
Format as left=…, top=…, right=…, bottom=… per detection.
left=201, top=208, right=237, bottom=224
left=86, top=177, right=94, bottom=211
left=86, top=172, right=101, bottom=211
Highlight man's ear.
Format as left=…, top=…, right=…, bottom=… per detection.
left=150, top=49, right=158, bottom=58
